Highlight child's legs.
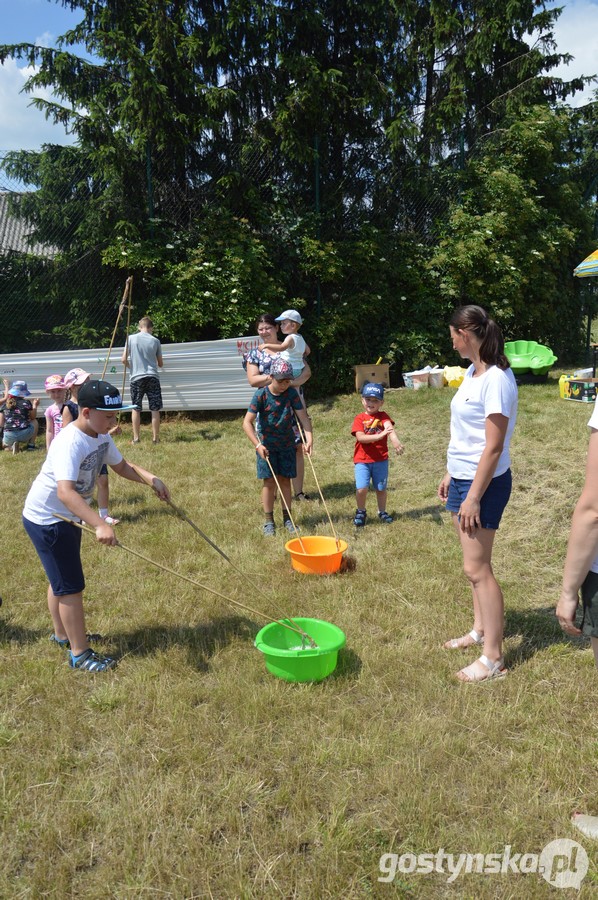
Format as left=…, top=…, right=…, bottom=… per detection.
left=131, top=409, right=141, bottom=440
left=592, top=637, right=598, bottom=669
left=354, top=462, right=374, bottom=509
left=49, top=588, right=88, bottom=655
left=23, top=517, right=86, bottom=648
left=372, top=461, right=389, bottom=511
left=278, top=477, right=293, bottom=517
left=97, top=470, right=109, bottom=508
left=261, top=477, right=276, bottom=513
left=293, top=447, right=305, bottom=495
left=151, top=410, right=160, bottom=440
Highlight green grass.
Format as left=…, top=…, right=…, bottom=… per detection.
left=1, top=376, right=598, bottom=897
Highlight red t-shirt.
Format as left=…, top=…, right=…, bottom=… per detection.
left=351, top=410, right=394, bottom=463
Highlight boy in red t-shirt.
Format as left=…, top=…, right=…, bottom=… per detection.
left=351, top=383, right=404, bottom=526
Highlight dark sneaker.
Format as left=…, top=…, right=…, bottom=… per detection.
left=353, top=509, right=367, bottom=527
left=69, top=649, right=116, bottom=672
left=262, top=522, right=276, bottom=536
left=378, top=511, right=393, bottom=524
left=294, top=492, right=312, bottom=501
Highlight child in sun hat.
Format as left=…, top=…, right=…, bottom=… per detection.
left=44, top=374, right=67, bottom=449
left=62, top=368, right=122, bottom=525
left=258, top=309, right=310, bottom=380
left=351, top=382, right=404, bottom=527
left=1, top=380, right=40, bottom=454
left=22, top=379, right=171, bottom=673
left=243, top=357, right=313, bottom=536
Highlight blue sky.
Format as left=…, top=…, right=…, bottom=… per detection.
left=0, top=0, right=596, bottom=157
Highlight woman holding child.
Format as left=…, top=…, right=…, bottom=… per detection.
left=438, top=305, right=518, bottom=682
left=243, top=313, right=312, bottom=500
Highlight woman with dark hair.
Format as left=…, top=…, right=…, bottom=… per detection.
left=243, top=313, right=312, bottom=500
left=437, top=305, right=518, bottom=682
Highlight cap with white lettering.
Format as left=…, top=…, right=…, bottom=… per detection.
left=77, top=380, right=136, bottom=412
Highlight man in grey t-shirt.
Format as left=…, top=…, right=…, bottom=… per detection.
left=121, top=316, right=164, bottom=444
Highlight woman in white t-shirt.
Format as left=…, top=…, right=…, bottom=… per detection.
left=556, top=404, right=598, bottom=670
left=437, top=305, right=518, bottom=682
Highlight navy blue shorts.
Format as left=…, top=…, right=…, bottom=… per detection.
left=23, top=516, right=85, bottom=595
left=256, top=448, right=297, bottom=480
left=446, top=468, right=512, bottom=530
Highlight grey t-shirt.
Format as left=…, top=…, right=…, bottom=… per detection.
left=127, top=331, right=162, bottom=382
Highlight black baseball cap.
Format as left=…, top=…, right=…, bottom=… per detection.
left=77, top=380, right=136, bottom=411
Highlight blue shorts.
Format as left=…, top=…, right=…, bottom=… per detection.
left=354, top=460, right=389, bottom=492
left=3, top=424, right=35, bottom=447
left=257, top=448, right=297, bottom=480
left=446, top=468, right=512, bottom=530
left=23, top=516, right=85, bottom=596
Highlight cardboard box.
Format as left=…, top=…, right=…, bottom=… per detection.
left=561, top=377, right=598, bottom=403
left=354, top=364, right=390, bottom=392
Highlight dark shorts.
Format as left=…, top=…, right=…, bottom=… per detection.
left=130, top=376, right=163, bottom=412
left=23, top=516, right=85, bottom=596
left=100, top=463, right=108, bottom=476
left=446, top=468, right=512, bottom=530
left=256, top=448, right=297, bottom=480
left=581, top=570, right=598, bottom=638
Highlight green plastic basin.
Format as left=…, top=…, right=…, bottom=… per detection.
left=255, top=617, right=346, bottom=682
left=504, top=340, right=557, bottom=375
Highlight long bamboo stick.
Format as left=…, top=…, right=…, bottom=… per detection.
left=54, top=515, right=312, bottom=643
left=102, top=277, right=132, bottom=380
left=294, top=414, right=341, bottom=550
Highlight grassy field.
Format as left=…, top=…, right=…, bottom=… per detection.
left=1, top=374, right=598, bottom=898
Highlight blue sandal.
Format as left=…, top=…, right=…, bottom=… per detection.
left=353, top=509, right=367, bottom=527
left=69, top=649, right=117, bottom=672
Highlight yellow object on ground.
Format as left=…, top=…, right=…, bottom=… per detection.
left=444, top=366, right=467, bottom=388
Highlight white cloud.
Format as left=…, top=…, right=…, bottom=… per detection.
left=549, top=0, right=598, bottom=107
left=0, top=56, right=75, bottom=157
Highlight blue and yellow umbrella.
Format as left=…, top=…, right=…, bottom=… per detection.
left=574, top=249, right=598, bottom=278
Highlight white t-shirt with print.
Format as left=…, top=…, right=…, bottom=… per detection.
left=447, top=364, right=518, bottom=480
left=23, top=424, right=123, bottom=525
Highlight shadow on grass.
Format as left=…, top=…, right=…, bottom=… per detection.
left=329, top=647, right=362, bottom=680
left=111, top=615, right=256, bottom=671
left=316, top=481, right=357, bottom=500
left=394, top=504, right=445, bottom=524
left=504, top=607, right=589, bottom=666
left=170, top=428, right=223, bottom=443
left=0, top=614, right=44, bottom=645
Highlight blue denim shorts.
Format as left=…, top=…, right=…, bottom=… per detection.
left=3, top=424, right=35, bottom=447
left=23, top=516, right=85, bottom=595
left=446, top=468, right=512, bottom=530
left=354, top=460, right=389, bottom=492
left=256, top=447, right=297, bottom=480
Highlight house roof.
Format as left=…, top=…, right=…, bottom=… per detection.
left=0, top=192, right=58, bottom=259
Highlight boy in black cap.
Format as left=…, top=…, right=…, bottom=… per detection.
left=351, top=382, right=404, bottom=527
left=23, top=380, right=171, bottom=673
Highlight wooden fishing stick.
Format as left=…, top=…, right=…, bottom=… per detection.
left=128, top=464, right=314, bottom=643
left=294, top=414, right=341, bottom=550
left=120, top=276, right=134, bottom=402
left=55, top=515, right=312, bottom=643
left=264, top=455, right=307, bottom=552
left=102, top=277, right=132, bottom=380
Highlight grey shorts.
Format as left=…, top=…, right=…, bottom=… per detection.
left=130, top=376, right=163, bottom=412
left=581, top=570, right=598, bottom=638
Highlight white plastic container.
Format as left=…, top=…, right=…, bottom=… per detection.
left=428, top=368, right=445, bottom=388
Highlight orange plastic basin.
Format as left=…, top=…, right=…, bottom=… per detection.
left=285, top=536, right=348, bottom=575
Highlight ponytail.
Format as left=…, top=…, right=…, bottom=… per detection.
left=449, top=305, right=509, bottom=370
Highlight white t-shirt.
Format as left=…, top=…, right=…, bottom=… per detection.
left=280, top=333, right=306, bottom=372
left=23, top=424, right=123, bottom=525
left=447, top=364, right=518, bottom=480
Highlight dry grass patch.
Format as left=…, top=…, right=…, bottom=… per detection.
left=1, top=377, right=597, bottom=897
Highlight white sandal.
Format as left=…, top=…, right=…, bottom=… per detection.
left=444, top=629, right=484, bottom=650
left=456, top=654, right=508, bottom=683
